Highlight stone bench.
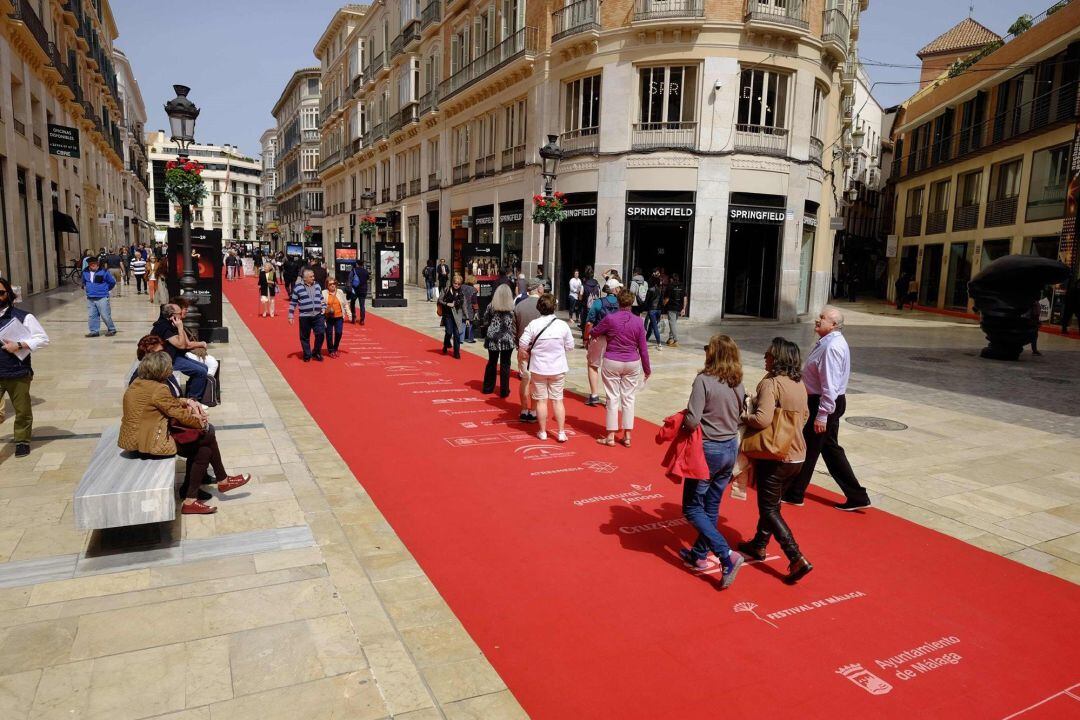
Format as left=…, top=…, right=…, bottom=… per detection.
left=74, top=424, right=178, bottom=531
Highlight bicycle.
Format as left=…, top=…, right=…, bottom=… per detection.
left=61, top=263, right=84, bottom=288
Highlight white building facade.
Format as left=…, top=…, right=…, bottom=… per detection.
left=145, top=131, right=262, bottom=246
left=113, top=47, right=149, bottom=249
left=271, top=68, right=323, bottom=249
left=259, top=127, right=278, bottom=246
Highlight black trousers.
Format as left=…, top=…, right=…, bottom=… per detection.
left=135, top=274, right=146, bottom=293
left=1062, top=304, right=1077, bottom=334
left=176, top=425, right=227, bottom=499
left=785, top=394, right=868, bottom=504
left=750, top=460, right=804, bottom=561
left=349, top=292, right=367, bottom=323
left=299, top=314, right=326, bottom=359
left=483, top=349, right=512, bottom=394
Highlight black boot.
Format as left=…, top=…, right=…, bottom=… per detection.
left=783, top=556, right=813, bottom=584
left=737, top=533, right=770, bottom=561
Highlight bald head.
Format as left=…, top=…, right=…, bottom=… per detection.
left=814, top=306, right=844, bottom=337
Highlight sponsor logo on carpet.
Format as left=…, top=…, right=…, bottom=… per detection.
left=583, top=461, right=617, bottom=474
left=515, top=444, right=576, bottom=461
left=432, top=397, right=486, bottom=405
left=836, top=664, right=894, bottom=695
left=398, top=379, right=451, bottom=386
left=445, top=432, right=533, bottom=447
left=571, top=484, right=664, bottom=506
left=873, top=636, right=963, bottom=683
left=617, top=516, right=689, bottom=534
left=439, top=408, right=503, bottom=416
left=530, top=461, right=618, bottom=477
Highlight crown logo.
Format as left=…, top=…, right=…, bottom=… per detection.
left=836, top=663, right=893, bottom=696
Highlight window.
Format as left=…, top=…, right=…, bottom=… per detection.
left=904, top=186, right=923, bottom=236
left=956, top=171, right=982, bottom=208
left=302, top=148, right=319, bottom=172
left=929, top=180, right=950, bottom=214
left=302, top=107, right=320, bottom=131
left=451, top=25, right=470, bottom=74
left=1026, top=144, right=1069, bottom=222
left=452, top=124, right=470, bottom=182
left=424, top=51, right=441, bottom=94
left=307, top=78, right=320, bottom=95
left=957, top=92, right=987, bottom=155
left=474, top=112, right=496, bottom=175
left=504, top=99, right=526, bottom=152
left=564, top=75, right=600, bottom=135
left=981, top=239, right=1011, bottom=268
left=990, top=159, right=1022, bottom=200
left=639, top=65, right=698, bottom=126
left=737, top=68, right=788, bottom=130
left=809, top=85, right=824, bottom=140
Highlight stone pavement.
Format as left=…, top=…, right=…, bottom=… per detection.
left=1, top=280, right=1077, bottom=720
left=383, top=287, right=1080, bottom=585
left=0, top=281, right=525, bottom=720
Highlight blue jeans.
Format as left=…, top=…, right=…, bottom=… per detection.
left=172, top=353, right=209, bottom=399
left=86, top=297, right=116, bottom=333
left=326, top=316, right=344, bottom=351
left=645, top=310, right=662, bottom=345
left=443, top=315, right=461, bottom=354
left=461, top=319, right=474, bottom=342
left=425, top=280, right=435, bottom=301
left=682, top=437, right=739, bottom=568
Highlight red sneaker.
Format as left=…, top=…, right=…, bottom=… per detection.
left=181, top=500, right=217, bottom=514
left=217, top=474, right=251, bottom=493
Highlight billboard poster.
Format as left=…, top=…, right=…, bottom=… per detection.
left=285, top=243, right=303, bottom=258
left=374, top=241, right=406, bottom=307
left=334, top=239, right=358, bottom=285
left=165, top=227, right=227, bottom=342
left=462, top=243, right=500, bottom=321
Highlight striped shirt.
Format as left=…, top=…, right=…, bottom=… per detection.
left=130, top=259, right=147, bottom=276
left=289, top=281, right=326, bottom=319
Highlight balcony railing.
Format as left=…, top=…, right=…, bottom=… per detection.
left=319, top=149, right=342, bottom=173
left=302, top=129, right=320, bottom=143
left=452, top=162, right=470, bottom=184
left=302, top=170, right=319, bottom=182
left=322, top=96, right=340, bottom=118
left=9, top=0, right=50, bottom=57
left=439, top=27, right=538, bottom=102
left=421, top=0, right=442, bottom=28
left=822, top=8, right=849, bottom=52
left=560, top=128, right=599, bottom=157
left=400, top=105, right=418, bottom=127
left=502, top=145, right=527, bottom=170
left=410, top=178, right=421, bottom=196
left=390, top=34, right=405, bottom=60
left=925, top=209, right=948, bottom=235
left=373, top=121, right=386, bottom=140
left=402, top=20, right=422, bottom=49
left=743, top=0, right=809, bottom=30
left=553, top=0, right=599, bottom=42
left=351, top=74, right=364, bottom=94
left=809, top=136, right=824, bottom=164
left=953, top=204, right=979, bottom=231
left=632, top=121, right=697, bottom=150
left=381, top=188, right=390, bottom=203
left=372, top=51, right=386, bottom=74
left=388, top=111, right=403, bottom=135
left=395, top=182, right=406, bottom=200
left=419, top=89, right=438, bottom=116
left=474, top=154, right=496, bottom=178
left=427, top=172, right=440, bottom=190
left=903, top=214, right=922, bottom=236
left=634, top=0, right=704, bottom=21
left=734, top=124, right=790, bottom=156
left=985, top=196, right=1018, bottom=227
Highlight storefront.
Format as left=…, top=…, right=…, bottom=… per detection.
left=725, top=195, right=786, bottom=318
left=798, top=203, right=818, bottom=316
left=499, top=200, right=524, bottom=275
left=557, top=192, right=597, bottom=310
left=625, top=191, right=695, bottom=297
left=450, top=210, right=469, bottom=275
left=472, top=205, right=495, bottom=246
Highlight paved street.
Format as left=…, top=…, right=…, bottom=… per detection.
left=0, top=281, right=1077, bottom=719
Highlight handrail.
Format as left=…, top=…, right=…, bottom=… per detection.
left=439, top=27, right=538, bottom=102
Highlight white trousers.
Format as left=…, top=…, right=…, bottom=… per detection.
left=601, top=359, right=642, bottom=431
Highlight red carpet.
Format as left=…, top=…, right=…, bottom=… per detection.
left=225, top=279, right=1080, bottom=719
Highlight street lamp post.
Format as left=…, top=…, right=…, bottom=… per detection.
left=538, top=134, right=563, bottom=285
left=360, top=188, right=375, bottom=263
left=164, top=84, right=201, bottom=336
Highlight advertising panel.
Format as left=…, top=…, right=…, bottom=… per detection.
left=374, top=241, right=407, bottom=307
left=165, top=227, right=227, bottom=342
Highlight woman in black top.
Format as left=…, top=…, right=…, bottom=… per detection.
left=481, top=284, right=517, bottom=396
left=258, top=260, right=278, bottom=317
left=439, top=274, right=465, bottom=359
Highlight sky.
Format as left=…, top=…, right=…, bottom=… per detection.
left=112, top=0, right=1054, bottom=157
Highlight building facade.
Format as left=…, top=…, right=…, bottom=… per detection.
left=259, top=127, right=278, bottom=247
left=145, top=131, right=262, bottom=246
left=271, top=68, right=323, bottom=250
left=113, top=47, right=149, bottom=249
left=311, top=0, right=866, bottom=321
left=1, top=0, right=132, bottom=295
left=890, top=5, right=1080, bottom=311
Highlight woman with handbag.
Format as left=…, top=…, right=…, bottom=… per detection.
left=678, top=334, right=746, bottom=589
left=322, top=278, right=352, bottom=357
left=482, top=284, right=517, bottom=397
left=738, top=337, right=813, bottom=584
left=518, top=293, right=575, bottom=442
left=439, top=274, right=465, bottom=359
left=258, top=260, right=278, bottom=317
left=460, top=275, right=479, bottom=343
left=120, top=351, right=250, bottom=515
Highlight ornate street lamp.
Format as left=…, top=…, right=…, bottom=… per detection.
left=164, top=84, right=201, bottom=335
left=537, top=134, right=563, bottom=283
left=360, top=189, right=375, bottom=263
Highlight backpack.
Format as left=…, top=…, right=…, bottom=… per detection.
left=631, top=278, right=648, bottom=304
left=592, top=295, right=618, bottom=324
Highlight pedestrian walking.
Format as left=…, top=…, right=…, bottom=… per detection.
left=1060, top=276, right=1078, bottom=336
left=0, top=276, right=49, bottom=458
left=322, top=278, right=352, bottom=357
left=130, top=253, right=147, bottom=295
left=664, top=273, right=687, bottom=347
left=460, top=275, right=479, bottom=343
left=643, top=270, right=664, bottom=351
left=105, top=248, right=123, bottom=297
left=894, top=271, right=910, bottom=311
left=282, top=256, right=301, bottom=291
left=481, top=284, right=517, bottom=397
left=629, top=268, right=648, bottom=317
left=581, top=266, right=601, bottom=310
left=738, top=337, right=814, bottom=583
left=568, top=269, right=583, bottom=324
left=258, top=260, right=278, bottom=317
left=582, top=279, right=620, bottom=406
left=513, top=280, right=543, bottom=421
left=590, top=288, right=651, bottom=447
left=518, top=293, right=575, bottom=442
left=436, top=258, right=450, bottom=294
left=439, top=274, right=465, bottom=359
left=678, top=333, right=746, bottom=588
left=288, top=269, right=327, bottom=362
left=422, top=259, right=437, bottom=301
left=783, top=307, right=871, bottom=511
left=120, top=248, right=132, bottom=287
left=349, top=260, right=370, bottom=324
left=83, top=257, right=118, bottom=337
left=311, top=258, right=329, bottom=288
left=153, top=258, right=170, bottom=304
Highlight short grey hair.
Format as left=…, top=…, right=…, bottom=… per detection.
left=137, top=351, right=174, bottom=381
left=822, top=305, right=845, bottom=330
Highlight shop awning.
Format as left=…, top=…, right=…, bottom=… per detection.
left=53, top=210, right=79, bottom=233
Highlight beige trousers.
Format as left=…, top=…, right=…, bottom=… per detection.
left=601, top=358, right=642, bottom=431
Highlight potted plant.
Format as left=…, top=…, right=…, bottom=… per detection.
left=532, top=191, right=567, bottom=224
left=163, top=159, right=207, bottom=208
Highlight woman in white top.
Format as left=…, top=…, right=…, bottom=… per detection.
left=568, top=269, right=583, bottom=324
left=518, top=293, right=575, bottom=442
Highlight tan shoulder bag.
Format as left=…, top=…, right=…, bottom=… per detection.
left=740, top=377, right=802, bottom=461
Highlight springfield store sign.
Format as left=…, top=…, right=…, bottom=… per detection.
left=729, top=206, right=787, bottom=224
left=626, top=204, right=694, bottom=218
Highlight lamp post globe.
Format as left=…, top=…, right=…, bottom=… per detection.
left=164, top=84, right=202, bottom=336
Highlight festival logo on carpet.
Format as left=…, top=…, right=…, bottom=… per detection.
left=582, top=461, right=617, bottom=474
left=514, top=444, right=576, bottom=461
left=571, top=484, right=664, bottom=506
left=733, top=591, right=867, bottom=629
left=836, top=664, right=894, bottom=695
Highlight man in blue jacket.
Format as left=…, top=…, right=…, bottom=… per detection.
left=348, top=260, right=370, bottom=325
left=83, top=257, right=117, bottom=337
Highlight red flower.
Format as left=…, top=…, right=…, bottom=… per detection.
left=538, top=199, right=547, bottom=207
left=533, top=194, right=542, bottom=203
left=166, top=160, right=177, bottom=170
left=554, top=191, right=565, bottom=199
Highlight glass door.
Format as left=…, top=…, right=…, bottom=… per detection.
left=919, top=244, right=943, bottom=307
left=945, top=242, right=971, bottom=309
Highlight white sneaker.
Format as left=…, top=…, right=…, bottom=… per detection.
left=556, top=431, right=568, bottom=443
left=537, top=431, right=548, bottom=441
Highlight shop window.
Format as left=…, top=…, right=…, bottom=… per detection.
left=635, top=65, right=698, bottom=149
left=1026, top=144, right=1069, bottom=222
left=564, top=74, right=601, bottom=152
left=980, top=239, right=1010, bottom=268
left=1025, top=235, right=1059, bottom=260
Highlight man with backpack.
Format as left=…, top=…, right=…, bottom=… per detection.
left=348, top=260, right=370, bottom=324
left=628, top=268, right=648, bottom=317
left=583, top=278, right=621, bottom=406
left=664, top=273, right=687, bottom=348
left=422, top=260, right=437, bottom=301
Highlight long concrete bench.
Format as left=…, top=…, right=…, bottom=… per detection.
left=74, top=424, right=177, bottom=531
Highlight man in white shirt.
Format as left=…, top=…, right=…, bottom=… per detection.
left=568, top=270, right=583, bottom=324
left=784, top=306, right=871, bottom=511
left=0, top=277, right=50, bottom=457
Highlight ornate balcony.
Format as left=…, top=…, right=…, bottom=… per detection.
left=553, top=0, right=599, bottom=43
left=734, top=124, right=789, bottom=156
left=395, top=182, right=406, bottom=201
left=632, top=121, right=697, bottom=150
left=633, top=0, right=704, bottom=22
left=439, top=27, right=538, bottom=103
left=560, top=128, right=599, bottom=157
left=419, top=89, right=439, bottom=117
left=501, top=145, right=526, bottom=170
left=402, top=20, right=422, bottom=51
left=427, top=172, right=440, bottom=191
left=373, top=121, right=386, bottom=140
left=822, top=8, right=849, bottom=60
left=302, top=129, right=321, bottom=143
left=474, top=154, right=496, bottom=178
left=743, top=0, right=809, bottom=35
left=351, top=74, right=364, bottom=94
left=388, top=111, right=403, bottom=136
left=421, top=0, right=442, bottom=30
left=9, top=0, right=50, bottom=59
left=809, top=136, right=824, bottom=165
left=410, top=179, right=421, bottom=196
left=452, top=162, right=470, bottom=184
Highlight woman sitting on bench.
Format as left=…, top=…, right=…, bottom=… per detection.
left=120, top=351, right=250, bottom=515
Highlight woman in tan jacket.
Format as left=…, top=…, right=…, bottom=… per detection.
left=738, top=338, right=813, bottom=584
left=120, top=351, right=249, bottom=515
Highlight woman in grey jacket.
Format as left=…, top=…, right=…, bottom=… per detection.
left=481, top=284, right=517, bottom=396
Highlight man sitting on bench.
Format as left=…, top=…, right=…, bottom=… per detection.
left=150, top=300, right=216, bottom=399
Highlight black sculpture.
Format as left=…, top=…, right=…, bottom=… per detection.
left=968, top=255, right=1069, bottom=360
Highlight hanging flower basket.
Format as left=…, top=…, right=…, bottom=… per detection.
left=532, top=192, right=566, bottom=224
left=163, top=159, right=207, bottom=207
left=358, top=215, right=379, bottom=235
left=303, top=224, right=314, bottom=240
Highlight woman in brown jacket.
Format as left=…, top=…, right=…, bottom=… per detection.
left=738, top=338, right=813, bottom=584
left=120, top=351, right=249, bottom=515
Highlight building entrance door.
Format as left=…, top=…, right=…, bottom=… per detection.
left=557, top=220, right=596, bottom=311
left=724, top=221, right=781, bottom=318
left=628, top=221, right=690, bottom=286
left=426, top=204, right=439, bottom=266
left=919, top=243, right=944, bottom=306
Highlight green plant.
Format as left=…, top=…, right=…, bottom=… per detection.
left=948, top=39, right=1004, bottom=78
left=1008, top=14, right=1033, bottom=36
left=358, top=214, right=379, bottom=235
left=1046, top=0, right=1068, bottom=16
left=531, top=192, right=567, bottom=224
left=163, top=159, right=207, bottom=207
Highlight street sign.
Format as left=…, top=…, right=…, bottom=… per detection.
left=47, top=124, right=80, bottom=158
left=830, top=217, right=845, bottom=230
